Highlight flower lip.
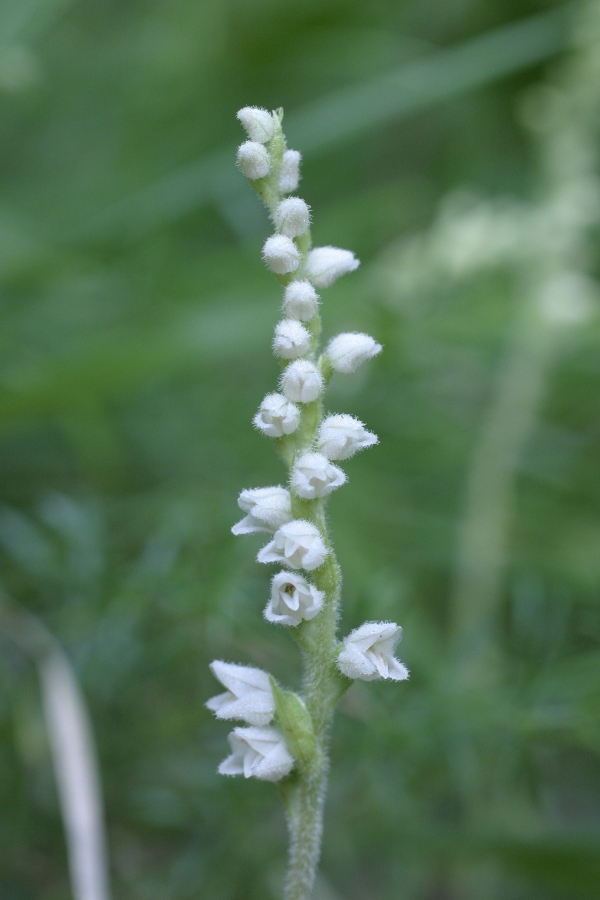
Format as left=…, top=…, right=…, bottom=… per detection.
left=290, top=451, right=346, bottom=499
left=337, top=621, right=409, bottom=682
left=317, top=414, right=378, bottom=461
left=218, top=725, right=295, bottom=782
left=265, top=570, right=325, bottom=626
left=232, top=486, right=292, bottom=535
left=207, top=661, right=275, bottom=726
left=257, top=519, right=328, bottom=571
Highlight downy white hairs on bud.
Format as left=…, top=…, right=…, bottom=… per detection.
left=326, top=332, right=382, bottom=374
left=218, top=726, right=295, bottom=781
left=337, top=622, right=409, bottom=682
left=232, top=486, right=292, bottom=535
left=275, top=197, right=311, bottom=238
left=257, top=520, right=328, bottom=571
left=317, top=414, right=378, bottom=460
left=206, top=661, right=275, bottom=726
left=253, top=393, right=301, bottom=437
left=283, top=280, right=319, bottom=321
left=273, top=319, right=312, bottom=360
left=306, top=246, right=360, bottom=288
left=236, top=106, right=275, bottom=143
left=279, top=148, right=301, bottom=193
left=237, top=141, right=271, bottom=180
left=266, top=571, right=325, bottom=626
left=280, top=359, right=324, bottom=403
left=290, top=452, right=346, bottom=500
left=263, top=235, right=302, bottom=275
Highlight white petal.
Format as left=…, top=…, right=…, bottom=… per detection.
left=279, top=149, right=301, bottom=193
left=253, top=393, right=301, bottom=437
left=263, top=235, right=301, bottom=275
left=237, top=106, right=275, bottom=143
left=305, top=246, right=359, bottom=288
left=237, top=141, right=270, bottom=179
left=280, top=360, right=323, bottom=403
left=291, top=452, right=346, bottom=499
left=283, top=280, right=319, bottom=321
left=326, top=333, right=382, bottom=375
left=317, top=414, right=378, bottom=460
left=273, top=319, right=311, bottom=360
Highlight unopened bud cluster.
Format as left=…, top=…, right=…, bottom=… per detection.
left=207, top=107, right=408, bottom=789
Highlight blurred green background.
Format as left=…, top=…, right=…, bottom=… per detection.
left=1, top=0, right=599, bottom=898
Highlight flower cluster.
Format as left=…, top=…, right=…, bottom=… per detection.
left=207, top=106, right=407, bottom=787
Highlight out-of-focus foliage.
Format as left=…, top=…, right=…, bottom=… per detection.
left=0, top=0, right=599, bottom=898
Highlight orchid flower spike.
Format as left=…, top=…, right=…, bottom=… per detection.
left=206, top=661, right=275, bottom=726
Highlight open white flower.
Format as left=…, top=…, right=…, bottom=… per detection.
left=265, top=571, right=325, bottom=626
left=337, top=621, right=409, bottom=682
left=283, top=280, right=319, bottom=321
left=279, top=149, right=301, bottom=193
left=263, top=235, right=301, bottom=275
left=218, top=725, right=294, bottom=781
left=273, top=319, right=311, bottom=360
left=237, top=106, right=275, bottom=143
left=257, top=520, right=328, bottom=571
left=275, top=197, right=311, bottom=238
left=305, top=246, right=359, bottom=288
left=280, top=359, right=324, bottom=403
left=237, top=141, right=270, bottom=180
left=253, top=393, right=301, bottom=437
left=317, top=414, right=378, bottom=460
left=232, top=486, right=292, bottom=535
left=206, top=661, right=275, bottom=726
left=291, top=452, right=346, bottom=499
left=326, top=332, right=382, bottom=374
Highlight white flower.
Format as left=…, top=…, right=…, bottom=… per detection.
left=236, top=106, right=275, bottom=143
left=275, top=197, right=310, bottom=238
left=253, top=393, right=301, bottom=438
left=291, top=452, right=346, bottom=499
left=305, top=246, right=360, bottom=288
left=279, top=149, right=301, bottom=193
left=237, top=141, right=271, bottom=180
left=273, top=319, right=311, bottom=360
left=232, top=486, right=292, bottom=535
left=283, top=280, right=319, bottom=321
left=326, top=332, right=382, bottom=374
left=317, top=414, right=378, bottom=460
left=206, top=661, right=275, bottom=726
left=265, top=571, right=325, bottom=626
left=257, top=520, right=328, bottom=571
left=337, top=621, right=409, bottom=682
left=280, top=359, right=324, bottom=403
left=218, top=725, right=294, bottom=781
left=262, top=234, right=301, bottom=275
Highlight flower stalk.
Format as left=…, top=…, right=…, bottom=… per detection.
left=206, top=106, right=409, bottom=899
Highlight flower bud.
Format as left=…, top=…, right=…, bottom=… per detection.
left=326, top=332, right=382, bottom=374
left=305, top=246, right=359, bottom=288
left=337, top=621, right=409, bottom=682
left=263, top=235, right=302, bottom=275
left=253, top=393, right=301, bottom=437
left=218, top=725, right=294, bottom=781
left=280, top=359, right=323, bottom=403
left=257, top=520, right=328, bottom=571
left=236, top=106, right=275, bottom=143
left=237, top=141, right=271, bottom=180
left=232, top=486, right=292, bottom=535
left=291, top=452, right=346, bottom=499
left=317, top=414, right=378, bottom=460
left=275, top=197, right=310, bottom=238
left=206, top=661, right=275, bottom=726
left=273, top=319, right=311, bottom=360
left=265, top=571, right=325, bottom=626
left=282, top=280, right=319, bottom=321
left=279, top=149, right=301, bottom=193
